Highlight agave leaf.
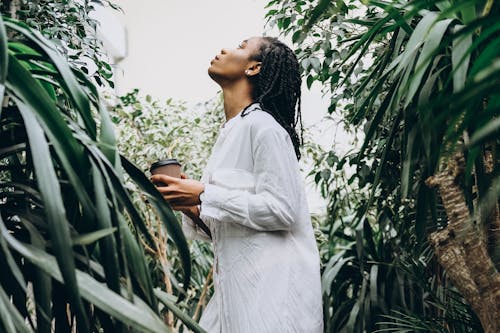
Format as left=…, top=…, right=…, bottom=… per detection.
left=118, top=214, right=159, bottom=310
left=71, top=227, right=117, bottom=246
left=6, top=55, right=97, bottom=221
left=0, top=285, right=33, bottom=333
left=322, top=254, right=353, bottom=295
left=404, top=17, right=453, bottom=107
left=386, top=11, right=438, bottom=81
left=17, top=102, right=89, bottom=331
left=155, top=288, right=207, bottom=333
left=366, top=108, right=402, bottom=212
left=84, top=142, right=156, bottom=247
left=0, top=221, right=27, bottom=293
left=1, top=220, right=172, bottom=333
left=370, top=0, right=412, bottom=34
left=345, top=277, right=367, bottom=331
left=369, top=265, right=379, bottom=308
left=401, top=122, right=418, bottom=199
left=451, top=25, right=472, bottom=92
left=90, top=163, right=121, bottom=293
left=467, top=107, right=500, bottom=148
left=357, top=82, right=398, bottom=161
left=0, top=16, right=7, bottom=101
left=459, top=1, right=476, bottom=24
left=343, top=15, right=392, bottom=70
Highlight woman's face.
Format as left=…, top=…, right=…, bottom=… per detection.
left=208, top=36, right=262, bottom=84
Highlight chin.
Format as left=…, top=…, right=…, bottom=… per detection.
left=208, top=67, right=223, bottom=83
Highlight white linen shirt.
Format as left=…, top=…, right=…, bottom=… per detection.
left=182, top=103, right=323, bottom=333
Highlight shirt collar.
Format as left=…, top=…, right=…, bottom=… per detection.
left=220, top=102, right=260, bottom=129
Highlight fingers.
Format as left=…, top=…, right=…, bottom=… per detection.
left=155, top=186, right=174, bottom=194
left=153, top=183, right=182, bottom=199
left=162, top=194, right=181, bottom=201
left=150, top=174, right=178, bottom=185
left=172, top=205, right=195, bottom=211
left=180, top=172, right=188, bottom=179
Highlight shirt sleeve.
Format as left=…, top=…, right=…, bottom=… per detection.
left=199, top=127, right=301, bottom=231
left=181, top=209, right=212, bottom=242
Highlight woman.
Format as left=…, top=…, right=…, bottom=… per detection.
left=150, top=36, right=323, bottom=333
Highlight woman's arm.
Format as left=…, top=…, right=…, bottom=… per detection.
left=199, top=128, right=301, bottom=231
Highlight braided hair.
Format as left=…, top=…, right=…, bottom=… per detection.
left=243, top=37, right=304, bottom=161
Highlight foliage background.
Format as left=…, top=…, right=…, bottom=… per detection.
left=0, top=1, right=202, bottom=332
left=2, top=0, right=498, bottom=332
left=265, top=0, right=499, bottom=332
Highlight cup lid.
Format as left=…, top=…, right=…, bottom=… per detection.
left=150, top=158, right=181, bottom=172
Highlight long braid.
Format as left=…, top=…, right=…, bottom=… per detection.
left=245, top=37, right=303, bottom=161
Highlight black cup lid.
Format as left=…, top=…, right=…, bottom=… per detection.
left=150, top=159, right=181, bottom=172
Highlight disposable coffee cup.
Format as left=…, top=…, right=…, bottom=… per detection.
left=150, top=158, right=182, bottom=186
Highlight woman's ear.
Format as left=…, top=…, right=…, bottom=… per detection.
left=246, top=62, right=262, bottom=77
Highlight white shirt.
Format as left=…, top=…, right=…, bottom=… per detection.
left=182, top=103, right=323, bottom=333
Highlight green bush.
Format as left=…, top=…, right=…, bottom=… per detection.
left=0, top=16, right=204, bottom=333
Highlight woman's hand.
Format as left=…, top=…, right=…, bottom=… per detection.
left=150, top=173, right=205, bottom=211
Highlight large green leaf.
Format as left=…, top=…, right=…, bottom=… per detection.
left=404, top=17, right=453, bottom=107
left=84, top=144, right=157, bottom=306
left=451, top=25, right=472, bottom=92
left=0, top=221, right=27, bottom=294
left=0, top=16, right=7, bottom=101
left=6, top=55, right=97, bottom=221
left=0, top=219, right=172, bottom=333
left=83, top=142, right=155, bottom=247
left=90, top=164, right=121, bottom=293
left=17, top=102, right=89, bottom=332
left=384, top=11, right=438, bottom=81
left=155, top=288, right=207, bottom=333
left=0, top=285, right=33, bottom=333
left=468, top=116, right=500, bottom=147
left=118, top=214, right=159, bottom=309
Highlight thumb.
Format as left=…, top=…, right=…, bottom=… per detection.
left=180, top=172, right=189, bottom=179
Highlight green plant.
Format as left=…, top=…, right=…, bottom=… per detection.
left=0, top=16, right=204, bottom=333
left=266, top=0, right=500, bottom=331
left=1, top=0, right=116, bottom=87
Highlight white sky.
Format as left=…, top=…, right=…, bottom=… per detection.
left=116, top=0, right=271, bottom=102
left=112, top=0, right=332, bottom=126
left=96, top=0, right=355, bottom=213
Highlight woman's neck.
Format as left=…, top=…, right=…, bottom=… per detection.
left=221, top=81, right=254, bottom=123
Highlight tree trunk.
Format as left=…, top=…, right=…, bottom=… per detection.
left=426, top=151, right=500, bottom=333
left=483, top=148, right=500, bottom=270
